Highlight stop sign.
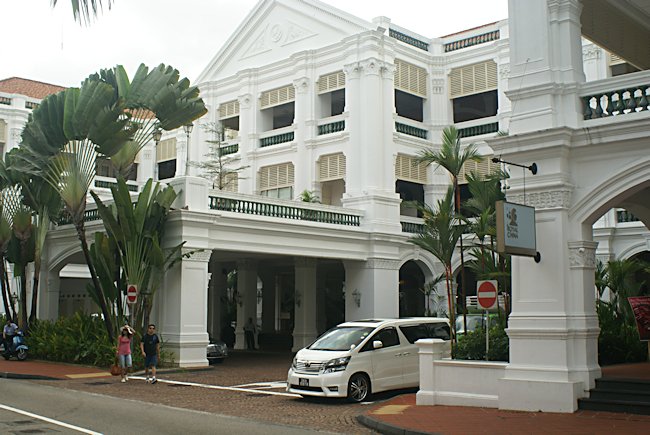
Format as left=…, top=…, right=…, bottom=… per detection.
left=126, top=284, right=137, bottom=304
left=477, top=280, right=498, bottom=310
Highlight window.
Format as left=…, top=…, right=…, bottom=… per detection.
left=156, top=137, right=177, bottom=180
left=399, top=322, right=451, bottom=344
left=261, top=85, right=295, bottom=131
left=394, top=60, right=426, bottom=122
left=362, top=327, right=400, bottom=351
left=158, top=160, right=176, bottom=180
left=318, top=71, right=346, bottom=117
left=395, top=90, right=424, bottom=121
left=449, top=60, right=498, bottom=123
left=219, top=100, right=240, bottom=138
left=261, top=187, right=292, bottom=200
left=259, top=162, right=294, bottom=197
left=452, top=91, right=498, bottom=123
left=270, top=102, right=295, bottom=129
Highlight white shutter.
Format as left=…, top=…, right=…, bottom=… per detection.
left=449, top=60, right=498, bottom=99
left=395, top=154, right=427, bottom=183
left=219, top=100, right=240, bottom=119
left=222, top=172, right=238, bottom=192
left=156, top=138, right=177, bottom=162
left=459, top=155, right=494, bottom=184
left=0, top=120, right=6, bottom=144
left=317, top=71, right=345, bottom=94
left=259, top=162, right=295, bottom=190
left=318, top=153, right=346, bottom=181
left=394, top=59, right=427, bottom=97
left=260, top=85, right=295, bottom=109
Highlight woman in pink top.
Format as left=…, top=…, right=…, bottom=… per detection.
left=117, top=325, right=134, bottom=383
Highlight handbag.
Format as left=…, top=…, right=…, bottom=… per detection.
left=110, top=358, right=121, bottom=376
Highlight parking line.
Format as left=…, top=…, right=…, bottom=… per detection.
left=0, top=403, right=102, bottom=435
left=129, top=376, right=300, bottom=398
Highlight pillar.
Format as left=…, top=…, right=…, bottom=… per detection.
left=207, top=257, right=227, bottom=342
left=292, top=257, right=318, bottom=351
left=236, top=93, right=255, bottom=193
left=235, top=259, right=258, bottom=350
left=259, top=267, right=276, bottom=334
left=293, top=77, right=314, bottom=197
left=38, top=268, right=61, bottom=321
left=343, top=258, right=400, bottom=320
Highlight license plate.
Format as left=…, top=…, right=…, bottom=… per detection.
left=299, top=378, right=309, bottom=387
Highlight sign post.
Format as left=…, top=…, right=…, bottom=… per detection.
left=477, top=280, right=498, bottom=361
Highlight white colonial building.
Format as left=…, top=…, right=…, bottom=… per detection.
left=2, top=0, right=649, bottom=413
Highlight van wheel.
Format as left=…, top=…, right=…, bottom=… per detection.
left=17, top=349, right=27, bottom=361
left=347, top=373, right=371, bottom=403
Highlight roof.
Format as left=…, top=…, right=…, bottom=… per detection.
left=0, top=77, right=66, bottom=100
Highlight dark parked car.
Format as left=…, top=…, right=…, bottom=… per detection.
left=207, top=340, right=228, bottom=363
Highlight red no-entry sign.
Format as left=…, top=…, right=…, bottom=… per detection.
left=127, top=284, right=138, bottom=304
left=477, top=280, right=498, bottom=310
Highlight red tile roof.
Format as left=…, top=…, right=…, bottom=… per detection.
left=0, top=77, right=66, bottom=100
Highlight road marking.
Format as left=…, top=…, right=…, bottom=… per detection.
left=129, top=376, right=300, bottom=398
left=0, top=403, right=102, bottom=435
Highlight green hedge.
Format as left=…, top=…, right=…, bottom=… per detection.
left=454, top=319, right=509, bottom=362
left=597, top=300, right=647, bottom=365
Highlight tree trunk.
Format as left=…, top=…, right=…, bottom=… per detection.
left=29, top=260, right=40, bottom=326
left=453, top=180, right=468, bottom=337
left=75, top=223, right=115, bottom=342
left=445, top=267, right=456, bottom=348
left=19, top=242, right=28, bottom=330
left=0, top=257, right=14, bottom=322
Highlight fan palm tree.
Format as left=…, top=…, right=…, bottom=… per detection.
left=409, top=186, right=465, bottom=345
left=51, top=0, right=113, bottom=25
left=416, top=126, right=482, bottom=334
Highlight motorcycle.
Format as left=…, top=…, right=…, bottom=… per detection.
left=2, top=330, right=28, bottom=361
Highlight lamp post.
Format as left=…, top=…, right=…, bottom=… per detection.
left=183, top=122, right=194, bottom=176
left=152, top=125, right=162, bottom=181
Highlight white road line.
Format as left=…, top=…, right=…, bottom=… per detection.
left=0, top=403, right=102, bottom=435
left=129, top=376, right=300, bottom=398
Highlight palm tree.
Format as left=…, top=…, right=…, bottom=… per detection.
left=409, top=186, right=466, bottom=345
left=416, top=126, right=482, bottom=334
left=51, top=0, right=113, bottom=25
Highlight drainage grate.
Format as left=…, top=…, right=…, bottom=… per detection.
left=85, top=381, right=111, bottom=386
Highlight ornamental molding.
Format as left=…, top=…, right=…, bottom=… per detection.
left=365, top=258, right=400, bottom=270
left=238, top=93, right=252, bottom=109
left=568, top=241, right=598, bottom=269
left=507, top=190, right=571, bottom=209
left=430, top=79, right=445, bottom=94
left=596, top=253, right=612, bottom=265
left=499, top=64, right=510, bottom=80
left=293, top=77, right=309, bottom=93
left=181, top=249, right=212, bottom=263
left=241, top=21, right=316, bottom=60
left=582, top=46, right=601, bottom=61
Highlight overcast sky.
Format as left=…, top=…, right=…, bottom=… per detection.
left=1, top=0, right=508, bottom=87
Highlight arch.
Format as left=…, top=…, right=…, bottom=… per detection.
left=618, top=243, right=650, bottom=261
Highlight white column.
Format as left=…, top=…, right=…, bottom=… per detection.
left=159, top=249, right=211, bottom=367
left=343, top=259, right=400, bottom=320
left=259, top=267, right=276, bottom=334
left=415, top=339, right=446, bottom=406
left=38, top=268, right=60, bottom=321
left=207, top=258, right=226, bottom=341
left=292, top=257, right=318, bottom=351
left=237, top=93, right=255, bottom=194
left=506, top=0, right=585, bottom=133
left=235, top=259, right=258, bottom=350
left=293, top=77, right=314, bottom=197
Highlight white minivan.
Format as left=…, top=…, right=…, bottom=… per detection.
left=287, top=318, right=451, bottom=402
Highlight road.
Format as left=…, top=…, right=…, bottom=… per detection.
left=0, top=378, right=333, bottom=435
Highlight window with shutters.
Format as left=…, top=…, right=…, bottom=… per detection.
left=449, top=61, right=498, bottom=123
left=318, top=72, right=346, bottom=118
left=395, top=154, right=426, bottom=217
left=260, top=85, right=296, bottom=131
left=458, top=155, right=495, bottom=184
left=0, top=119, right=6, bottom=150
left=259, top=162, right=294, bottom=198
left=318, top=153, right=346, bottom=182
left=219, top=100, right=240, bottom=137
left=157, top=137, right=177, bottom=180
left=394, top=60, right=426, bottom=122
left=609, top=53, right=640, bottom=77
left=218, top=172, right=238, bottom=192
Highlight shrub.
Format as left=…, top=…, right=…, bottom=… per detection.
left=454, top=318, right=509, bottom=362
left=597, top=300, right=647, bottom=365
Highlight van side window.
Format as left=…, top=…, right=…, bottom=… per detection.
left=428, top=323, right=451, bottom=340
left=361, top=327, right=400, bottom=351
left=399, top=322, right=451, bottom=343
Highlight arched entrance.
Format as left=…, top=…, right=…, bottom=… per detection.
left=399, top=260, right=426, bottom=317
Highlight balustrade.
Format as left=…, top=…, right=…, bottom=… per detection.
left=260, top=131, right=294, bottom=148
left=317, top=120, right=345, bottom=135
left=583, top=84, right=650, bottom=119
left=395, top=122, right=428, bottom=139
left=457, top=122, right=499, bottom=138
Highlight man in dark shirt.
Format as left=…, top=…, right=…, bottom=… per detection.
left=140, top=324, right=160, bottom=384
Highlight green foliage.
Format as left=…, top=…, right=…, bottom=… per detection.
left=597, top=300, right=647, bottom=365
left=454, top=318, right=509, bottom=362
left=28, top=312, right=174, bottom=368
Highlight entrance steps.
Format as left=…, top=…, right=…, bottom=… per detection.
left=579, top=378, right=650, bottom=415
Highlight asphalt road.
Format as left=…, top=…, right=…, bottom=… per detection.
left=0, top=378, right=333, bottom=435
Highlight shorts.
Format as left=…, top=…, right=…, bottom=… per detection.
left=118, top=354, right=132, bottom=368
left=144, top=355, right=158, bottom=368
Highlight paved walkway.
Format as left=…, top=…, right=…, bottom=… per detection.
left=2, top=358, right=649, bottom=434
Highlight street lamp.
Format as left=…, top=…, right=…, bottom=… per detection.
left=152, top=125, right=162, bottom=181
left=183, top=122, right=194, bottom=176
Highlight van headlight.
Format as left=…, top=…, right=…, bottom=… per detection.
left=322, top=356, right=350, bottom=374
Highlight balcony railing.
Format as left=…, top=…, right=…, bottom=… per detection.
left=581, top=71, right=650, bottom=120
left=401, top=220, right=424, bottom=234
left=318, top=120, right=345, bottom=135
left=260, top=131, right=294, bottom=148
left=457, top=122, right=499, bottom=138
left=389, top=29, right=429, bottom=51
left=219, top=143, right=239, bottom=156
left=444, top=30, right=500, bottom=52
left=617, top=209, right=640, bottom=223
left=209, top=192, right=362, bottom=227
left=395, top=122, right=428, bottom=139
left=94, top=179, right=138, bottom=192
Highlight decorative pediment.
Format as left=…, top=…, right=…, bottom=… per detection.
left=241, top=20, right=316, bottom=60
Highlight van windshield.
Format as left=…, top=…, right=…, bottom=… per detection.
left=308, top=326, right=374, bottom=351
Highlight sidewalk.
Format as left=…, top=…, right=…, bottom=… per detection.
left=2, top=358, right=650, bottom=434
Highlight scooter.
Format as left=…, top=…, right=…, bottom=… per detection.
left=2, top=330, right=28, bottom=361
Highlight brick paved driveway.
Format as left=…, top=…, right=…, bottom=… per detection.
left=32, top=351, right=393, bottom=434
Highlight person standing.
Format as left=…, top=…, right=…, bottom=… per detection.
left=243, top=317, right=257, bottom=350
left=2, top=320, right=18, bottom=354
left=140, top=324, right=160, bottom=384
left=116, top=325, right=134, bottom=383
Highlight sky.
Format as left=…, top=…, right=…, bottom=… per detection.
left=0, top=0, right=508, bottom=87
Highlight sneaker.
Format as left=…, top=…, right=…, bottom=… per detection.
left=151, top=377, right=157, bottom=384
left=125, top=374, right=129, bottom=381
left=145, top=377, right=150, bottom=383
left=120, top=378, right=126, bottom=383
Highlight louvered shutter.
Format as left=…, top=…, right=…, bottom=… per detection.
left=395, top=154, right=428, bottom=183
left=157, top=138, right=177, bottom=162
left=219, top=100, right=240, bottom=119
left=458, top=156, right=495, bottom=184
left=0, top=120, right=6, bottom=145
left=394, top=60, right=427, bottom=97
left=318, top=153, right=346, bottom=181
left=259, top=163, right=295, bottom=190
left=449, top=60, right=498, bottom=99
left=318, top=71, right=345, bottom=94
left=609, top=53, right=625, bottom=65
left=222, top=173, right=238, bottom=192
left=260, top=85, right=295, bottom=109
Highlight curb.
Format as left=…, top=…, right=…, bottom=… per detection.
left=0, top=371, right=59, bottom=381
left=356, top=414, right=441, bottom=435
